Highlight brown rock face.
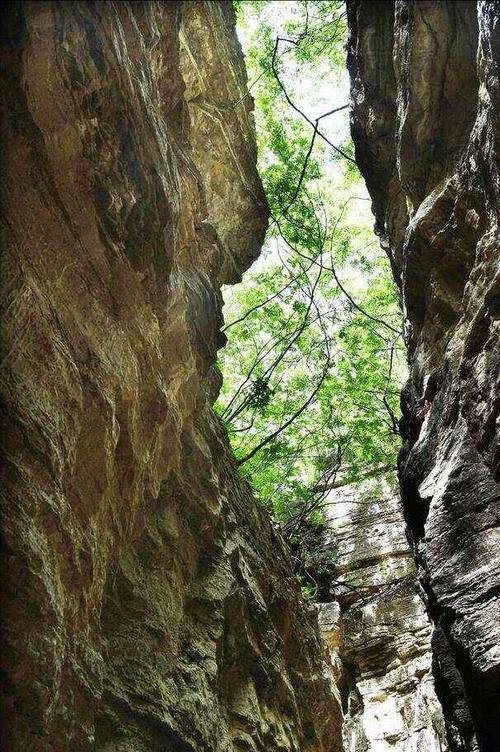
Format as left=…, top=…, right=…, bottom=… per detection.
left=0, top=2, right=342, bottom=750
left=347, top=2, right=500, bottom=751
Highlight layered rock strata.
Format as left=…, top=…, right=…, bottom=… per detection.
left=0, top=2, right=342, bottom=750
left=319, top=479, right=447, bottom=751
left=347, top=2, right=500, bottom=750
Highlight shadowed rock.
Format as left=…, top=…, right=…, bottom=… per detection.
left=347, top=2, right=500, bottom=750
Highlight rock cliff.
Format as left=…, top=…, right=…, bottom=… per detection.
left=319, top=478, right=447, bottom=751
left=347, top=2, right=500, bottom=750
left=0, top=2, right=342, bottom=750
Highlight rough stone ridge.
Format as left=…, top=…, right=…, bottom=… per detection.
left=347, top=2, right=500, bottom=750
left=318, top=479, right=447, bottom=751
left=0, top=2, right=342, bottom=750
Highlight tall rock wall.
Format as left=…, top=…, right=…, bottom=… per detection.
left=318, top=479, right=447, bottom=752
left=0, top=2, right=343, bottom=750
left=347, top=2, right=500, bottom=751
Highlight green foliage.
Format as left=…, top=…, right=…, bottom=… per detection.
left=219, top=1, right=407, bottom=597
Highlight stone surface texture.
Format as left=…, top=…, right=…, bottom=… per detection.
left=318, top=479, right=447, bottom=752
left=347, top=2, right=500, bottom=751
left=0, top=2, right=342, bottom=751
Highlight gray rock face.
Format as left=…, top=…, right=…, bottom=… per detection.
left=347, top=2, right=500, bottom=750
left=318, top=479, right=448, bottom=751
left=0, top=3, right=342, bottom=750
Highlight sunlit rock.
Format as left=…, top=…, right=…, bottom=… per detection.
left=0, top=3, right=342, bottom=750
left=318, top=479, right=448, bottom=751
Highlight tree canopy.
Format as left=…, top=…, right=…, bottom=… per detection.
left=218, top=1, right=407, bottom=597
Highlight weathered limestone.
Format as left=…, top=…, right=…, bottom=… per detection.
left=0, top=2, right=342, bottom=750
left=347, top=2, right=500, bottom=750
left=319, top=479, right=448, bottom=751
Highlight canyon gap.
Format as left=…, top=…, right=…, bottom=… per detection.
left=0, top=2, right=499, bottom=752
